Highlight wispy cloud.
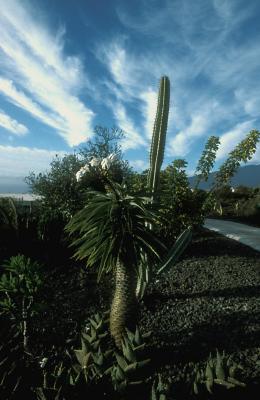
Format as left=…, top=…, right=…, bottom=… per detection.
left=97, top=39, right=169, bottom=150
left=140, top=89, right=158, bottom=139
left=216, top=120, right=256, bottom=160
left=0, top=0, right=95, bottom=146
left=113, top=103, right=147, bottom=150
left=106, top=0, right=260, bottom=163
left=0, top=109, right=28, bottom=136
left=0, top=145, right=66, bottom=177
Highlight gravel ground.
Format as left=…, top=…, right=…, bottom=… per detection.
left=3, top=228, right=258, bottom=399
left=138, top=228, right=260, bottom=396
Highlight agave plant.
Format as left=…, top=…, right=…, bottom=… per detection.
left=66, top=181, right=166, bottom=347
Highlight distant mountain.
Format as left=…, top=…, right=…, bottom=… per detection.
left=0, top=176, right=30, bottom=194
left=189, top=164, right=260, bottom=189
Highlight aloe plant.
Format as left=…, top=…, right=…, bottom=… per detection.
left=191, top=350, right=246, bottom=395
left=110, top=326, right=151, bottom=393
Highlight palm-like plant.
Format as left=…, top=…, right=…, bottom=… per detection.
left=65, top=180, right=166, bottom=347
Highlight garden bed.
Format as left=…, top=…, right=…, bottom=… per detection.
left=1, top=228, right=260, bottom=399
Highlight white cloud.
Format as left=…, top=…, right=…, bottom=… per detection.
left=140, top=88, right=158, bottom=139
left=110, top=0, right=260, bottom=165
left=0, top=109, right=28, bottom=135
left=129, top=159, right=149, bottom=171
left=216, top=120, right=256, bottom=160
left=0, top=0, right=95, bottom=146
left=0, top=78, right=64, bottom=131
left=0, top=144, right=67, bottom=177
left=112, top=103, right=147, bottom=150
left=168, top=110, right=212, bottom=157
left=234, top=88, right=260, bottom=118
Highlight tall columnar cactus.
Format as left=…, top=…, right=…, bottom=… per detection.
left=147, top=76, right=170, bottom=202
left=136, top=76, right=193, bottom=300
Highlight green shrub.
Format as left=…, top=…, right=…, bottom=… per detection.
left=0, top=254, right=45, bottom=353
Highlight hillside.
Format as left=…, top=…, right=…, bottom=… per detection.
left=189, top=164, right=260, bottom=189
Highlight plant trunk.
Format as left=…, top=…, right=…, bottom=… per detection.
left=110, top=259, right=138, bottom=348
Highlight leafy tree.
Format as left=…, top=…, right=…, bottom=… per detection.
left=79, top=126, right=130, bottom=170
left=214, top=129, right=260, bottom=188
left=25, top=127, right=133, bottom=245
left=157, top=160, right=206, bottom=242
left=26, top=153, right=83, bottom=221
left=195, top=136, right=220, bottom=188
left=26, top=127, right=132, bottom=218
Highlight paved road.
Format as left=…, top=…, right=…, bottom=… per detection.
left=204, top=218, right=260, bottom=253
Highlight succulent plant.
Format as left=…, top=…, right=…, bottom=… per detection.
left=110, top=326, right=151, bottom=393
left=71, top=311, right=113, bottom=383
left=191, top=350, right=246, bottom=395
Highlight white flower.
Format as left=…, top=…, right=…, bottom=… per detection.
left=76, top=164, right=89, bottom=181
left=108, top=153, right=117, bottom=162
left=101, top=157, right=110, bottom=170
left=39, top=357, right=48, bottom=368
left=89, top=157, right=100, bottom=167
left=101, top=153, right=116, bottom=170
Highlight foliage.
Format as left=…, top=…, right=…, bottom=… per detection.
left=0, top=197, right=19, bottom=260
left=71, top=311, right=112, bottom=384
left=35, top=310, right=153, bottom=399
left=195, top=135, right=220, bottom=187
left=127, top=170, right=148, bottom=196
left=0, top=197, right=18, bottom=231
left=66, top=181, right=166, bottom=282
left=214, top=129, right=260, bottom=188
left=0, top=255, right=44, bottom=352
left=26, top=153, right=84, bottom=221
left=154, top=129, right=260, bottom=241
left=66, top=178, right=166, bottom=346
left=26, top=126, right=132, bottom=245
left=0, top=322, right=38, bottom=399
left=110, top=326, right=151, bottom=393
left=156, top=160, right=206, bottom=242
left=136, top=226, right=192, bottom=300
left=79, top=125, right=131, bottom=180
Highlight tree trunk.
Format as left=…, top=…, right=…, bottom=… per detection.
left=110, top=259, right=137, bottom=348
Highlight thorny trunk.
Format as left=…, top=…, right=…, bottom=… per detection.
left=110, top=258, right=137, bottom=348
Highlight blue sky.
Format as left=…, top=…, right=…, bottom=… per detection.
left=0, top=0, right=260, bottom=178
